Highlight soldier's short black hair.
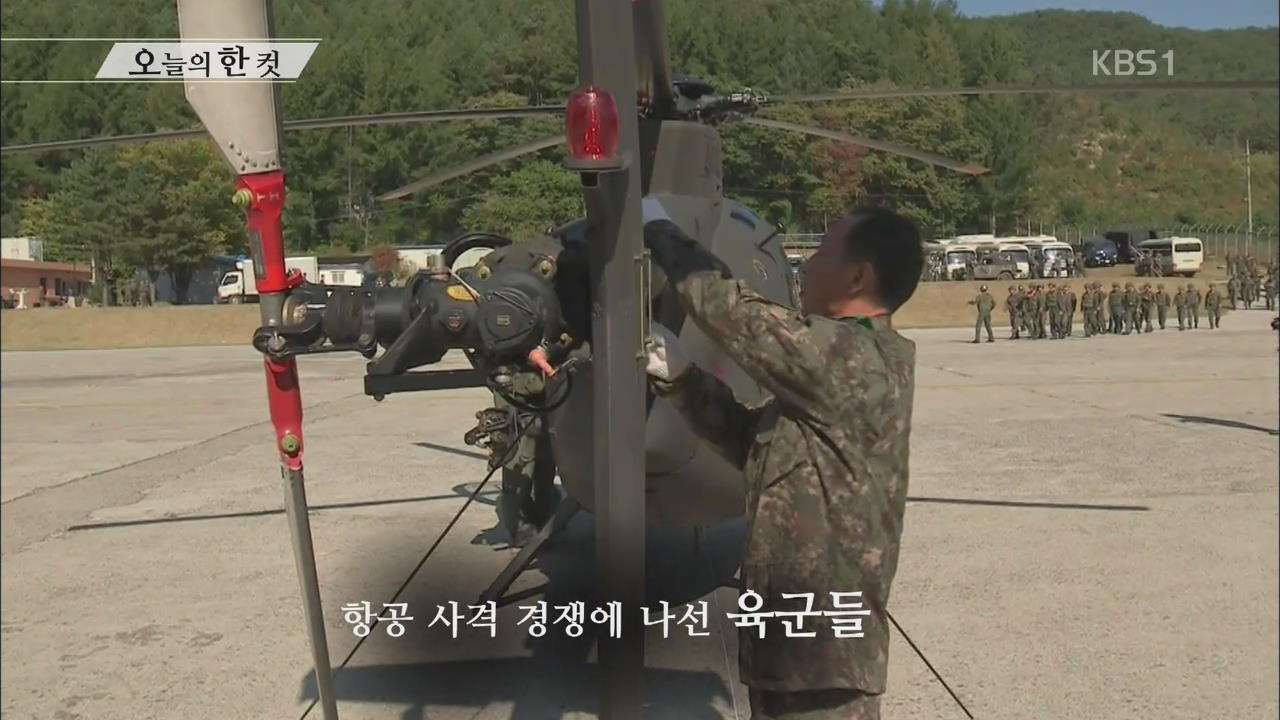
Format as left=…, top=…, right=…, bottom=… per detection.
left=840, top=206, right=923, bottom=311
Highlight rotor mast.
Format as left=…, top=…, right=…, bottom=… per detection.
left=572, top=0, right=648, bottom=717
left=632, top=0, right=676, bottom=117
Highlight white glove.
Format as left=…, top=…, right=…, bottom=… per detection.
left=641, top=197, right=673, bottom=225
left=644, top=321, right=690, bottom=382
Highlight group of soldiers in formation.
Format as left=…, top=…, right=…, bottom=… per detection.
left=1224, top=254, right=1278, bottom=311
left=970, top=281, right=1229, bottom=342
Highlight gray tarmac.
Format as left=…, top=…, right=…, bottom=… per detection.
left=2, top=311, right=1277, bottom=720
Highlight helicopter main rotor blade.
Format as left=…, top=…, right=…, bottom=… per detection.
left=376, top=134, right=564, bottom=201
left=742, top=117, right=989, bottom=176
left=0, top=105, right=565, bottom=155
left=8, top=79, right=1272, bottom=156
left=774, top=79, right=1278, bottom=104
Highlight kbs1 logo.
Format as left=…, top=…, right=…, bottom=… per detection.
left=1092, top=49, right=1174, bottom=77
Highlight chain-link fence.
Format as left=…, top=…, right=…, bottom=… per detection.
left=1037, top=222, right=1278, bottom=267
left=782, top=225, right=1279, bottom=267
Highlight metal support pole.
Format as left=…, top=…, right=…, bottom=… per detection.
left=573, top=0, right=646, bottom=717
left=284, top=467, right=340, bottom=720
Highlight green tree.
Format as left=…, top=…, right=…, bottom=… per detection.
left=461, top=160, right=583, bottom=240
left=114, top=140, right=240, bottom=303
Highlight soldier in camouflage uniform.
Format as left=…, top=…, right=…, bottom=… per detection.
left=1228, top=275, right=1239, bottom=310
left=1080, top=282, right=1096, bottom=337
left=1091, top=282, right=1105, bottom=336
left=1024, top=285, right=1034, bottom=338
left=489, top=377, right=558, bottom=544
left=1021, top=286, right=1033, bottom=338
left=1087, top=282, right=1100, bottom=336
left=643, top=203, right=919, bottom=720
left=1108, top=283, right=1124, bottom=334
left=1242, top=271, right=1257, bottom=309
left=1187, top=283, right=1202, bottom=329
left=1006, top=286, right=1021, bottom=340
left=1204, top=285, right=1222, bottom=329
left=1139, top=283, right=1155, bottom=333
left=1123, top=283, right=1139, bottom=335
left=1039, top=286, right=1051, bottom=339
left=1155, top=284, right=1170, bottom=330
left=1057, top=284, right=1073, bottom=338
left=1266, top=275, right=1276, bottom=311
left=970, top=285, right=995, bottom=343
left=1174, top=286, right=1187, bottom=330
left=1022, top=286, right=1035, bottom=339
left=1044, top=284, right=1059, bottom=339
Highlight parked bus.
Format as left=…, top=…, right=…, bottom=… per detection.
left=944, top=245, right=978, bottom=279
left=1137, top=237, right=1204, bottom=277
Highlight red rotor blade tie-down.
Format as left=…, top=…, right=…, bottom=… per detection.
left=234, top=170, right=306, bottom=470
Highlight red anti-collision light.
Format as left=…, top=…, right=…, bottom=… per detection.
left=565, top=84, right=619, bottom=162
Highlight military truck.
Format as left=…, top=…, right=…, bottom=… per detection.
left=970, top=251, right=1021, bottom=281
left=1103, top=227, right=1161, bottom=264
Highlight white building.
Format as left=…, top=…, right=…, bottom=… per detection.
left=1, top=237, right=45, bottom=262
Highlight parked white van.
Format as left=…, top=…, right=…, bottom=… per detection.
left=1137, top=237, right=1204, bottom=277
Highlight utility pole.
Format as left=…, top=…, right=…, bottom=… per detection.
left=1246, top=138, right=1253, bottom=241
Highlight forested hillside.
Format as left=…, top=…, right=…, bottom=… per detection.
left=1, top=0, right=1276, bottom=273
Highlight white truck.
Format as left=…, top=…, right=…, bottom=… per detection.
left=319, top=267, right=365, bottom=287
left=217, top=256, right=319, bottom=303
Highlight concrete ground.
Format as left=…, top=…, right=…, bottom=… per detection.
left=2, top=310, right=1277, bottom=720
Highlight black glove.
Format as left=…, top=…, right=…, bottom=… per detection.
left=642, top=219, right=732, bottom=285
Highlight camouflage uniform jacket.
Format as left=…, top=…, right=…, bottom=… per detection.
left=644, top=221, right=914, bottom=694
left=1155, top=291, right=1170, bottom=308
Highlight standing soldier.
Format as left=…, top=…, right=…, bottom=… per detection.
left=1205, top=284, right=1222, bottom=329
left=1155, top=283, right=1170, bottom=330
left=1265, top=274, right=1277, bottom=311
left=1108, top=283, right=1124, bottom=334
left=1058, top=283, right=1074, bottom=338
left=970, top=285, right=996, bottom=343
left=642, top=203, right=922, bottom=719
left=1187, top=283, right=1202, bottom=329
left=1140, top=283, right=1155, bottom=333
left=1024, top=286, right=1037, bottom=339
left=1174, top=286, right=1187, bottom=330
left=1086, top=282, right=1099, bottom=336
left=1034, top=286, right=1048, bottom=339
left=1022, top=286, right=1035, bottom=339
left=1093, top=282, right=1106, bottom=336
left=1123, top=283, right=1139, bottom=335
left=1228, top=274, right=1240, bottom=310
left=1045, top=284, right=1060, bottom=339
left=488, top=380, right=559, bottom=546
left=1242, top=270, right=1257, bottom=309
left=1006, top=286, right=1021, bottom=340
left=1080, top=281, right=1096, bottom=337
